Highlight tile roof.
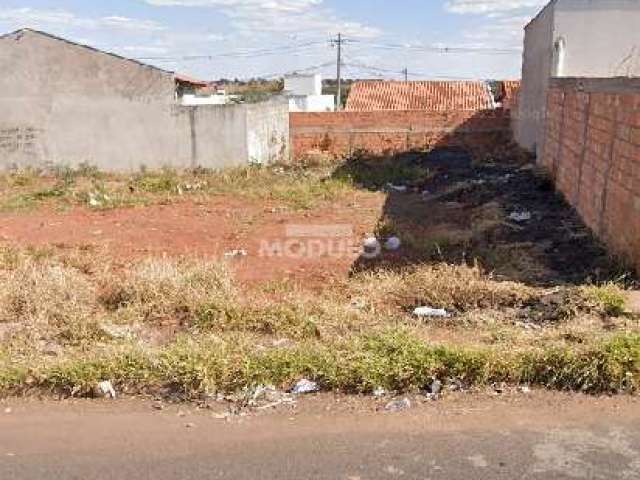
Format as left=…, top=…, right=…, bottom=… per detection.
left=345, top=80, right=495, bottom=112
left=500, top=80, right=521, bottom=109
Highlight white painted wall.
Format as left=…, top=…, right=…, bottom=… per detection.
left=555, top=0, right=640, bottom=77
left=181, top=93, right=240, bottom=106
left=284, top=74, right=322, bottom=96
left=288, top=95, right=335, bottom=112
left=514, top=1, right=556, bottom=155
left=515, top=0, right=640, bottom=155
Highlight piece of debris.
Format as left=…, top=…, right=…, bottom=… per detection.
left=272, top=338, right=294, bottom=348
left=430, top=379, right=443, bottom=396
left=385, top=183, right=408, bottom=193
left=95, top=381, right=117, bottom=399
left=291, top=379, right=319, bottom=395
left=373, top=387, right=387, bottom=398
left=508, top=211, right=532, bottom=223
left=413, top=307, right=451, bottom=318
left=152, top=402, right=164, bottom=411
left=184, top=422, right=196, bottom=429
left=3, top=407, right=12, bottom=414
left=385, top=398, right=411, bottom=412
left=493, top=382, right=507, bottom=394
left=362, top=237, right=381, bottom=258
left=384, top=236, right=402, bottom=251
left=350, top=298, right=367, bottom=310
left=519, top=385, right=531, bottom=394
left=224, top=249, right=248, bottom=258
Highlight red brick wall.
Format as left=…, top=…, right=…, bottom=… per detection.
left=541, top=78, right=640, bottom=271
left=290, top=109, right=512, bottom=161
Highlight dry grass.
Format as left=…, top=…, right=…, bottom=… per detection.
left=350, top=263, right=538, bottom=314
left=0, top=245, right=637, bottom=398
left=98, top=259, right=236, bottom=324
left=0, top=164, right=359, bottom=213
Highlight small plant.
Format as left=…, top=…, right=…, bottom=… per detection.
left=583, top=283, right=627, bottom=316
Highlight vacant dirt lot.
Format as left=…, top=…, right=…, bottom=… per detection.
left=0, top=194, right=383, bottom=287
left=0, top=155, right=638, bottom=400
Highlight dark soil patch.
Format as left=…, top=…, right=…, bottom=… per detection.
left=345, top=149, right=635, bottom=287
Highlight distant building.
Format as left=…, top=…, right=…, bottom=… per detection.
left=345, top=81, right=495, bottom=111
left=515, top=0, right=640, bottom=154
left=284, top=73, right=335, bottom=112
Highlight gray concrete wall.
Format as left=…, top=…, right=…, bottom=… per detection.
left=245, top=101, right=290, bottom=165
left=514, top=1, right=555, bottom=155
left=555, top=0, right=640, bottom=77
left=0, top=30, right=289, bottom=171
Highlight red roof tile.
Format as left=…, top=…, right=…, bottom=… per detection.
left=345, top=80, right=494, bottom=112
left=499, top=80, right=521, bottom=109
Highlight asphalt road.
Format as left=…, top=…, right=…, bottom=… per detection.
left=1, top=393, right=639, bottom=479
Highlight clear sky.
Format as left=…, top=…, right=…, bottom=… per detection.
left=0, top=1, right=549, bottom=80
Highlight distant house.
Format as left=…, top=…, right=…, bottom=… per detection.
left=284, top=74, right=335, bottom=112
left=345, top=81, right=495, bottom=112
left=515, top=0, right=640, bottom=154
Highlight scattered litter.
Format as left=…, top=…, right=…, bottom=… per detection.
left=224, top=249, right=248, bottom=258
left=291, top=379, right=319, bottom=395
left=447, top=378, right=465, bottom=392
left=272, top=338, right=293, bottom=348
left=430, top=379, right=442, bottom=396
left=95, top=381, right=117, bottom=399
left=152, top=402, right=164, bottom=411
left=350, top=298, right=367, bottom=310
left=362, top=237, right=381, bottom=258
left=413, top=307, right=451, bottom=318
left=508, top=211, right=532, bottom=223
left=386, top=183, right=408, bottom=193
left=384, top=236, right=402, bottom=251
left=519, top=385, right=531, bottom=394
left=493, top=382, right=507, bottom=394
left=385, top=398, right=411, bottom=412
left=184, top=422, right=196, bottom=429
left=3, top=407, right=11, bottom=414
left=373, top=387, right=387, bottom=398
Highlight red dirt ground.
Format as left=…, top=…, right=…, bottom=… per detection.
left=0, top=194, right=385, bottom=287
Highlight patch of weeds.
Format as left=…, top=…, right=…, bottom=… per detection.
left=6, top=329, right=637, bottom=398
left=583, top=283, right=627, bottom=317
left=351, top=263, right=538, bottom=313
left=133, top=168, right=181, bottom=194
left=99, top=259, right=235, bottom=324
left=332, top=154, right=431, bottom=190
left=0, top=259, right=102, bottom=346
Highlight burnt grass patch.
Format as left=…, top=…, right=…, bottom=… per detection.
left=340, top=148, right=635, bottom=288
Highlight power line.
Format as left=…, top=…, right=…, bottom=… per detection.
left=349, top=39, right=521, bottom=55
left=134, top=40, right=327, bottom=62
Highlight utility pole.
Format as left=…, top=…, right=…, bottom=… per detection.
left=402, top=68, right=408, bottom=82
left=331, top=33, right=345, bottom=110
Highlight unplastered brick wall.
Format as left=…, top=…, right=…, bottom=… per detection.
left=290, top=109, right=512, bottom=162
left=541, top=77, right=640, bottom=271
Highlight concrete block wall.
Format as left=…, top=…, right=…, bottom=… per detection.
left=290, top=110, right=512, bottom=162
left=0, top=29, right=289, bottom=172
left=541, top=77, right=640, bottom=270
